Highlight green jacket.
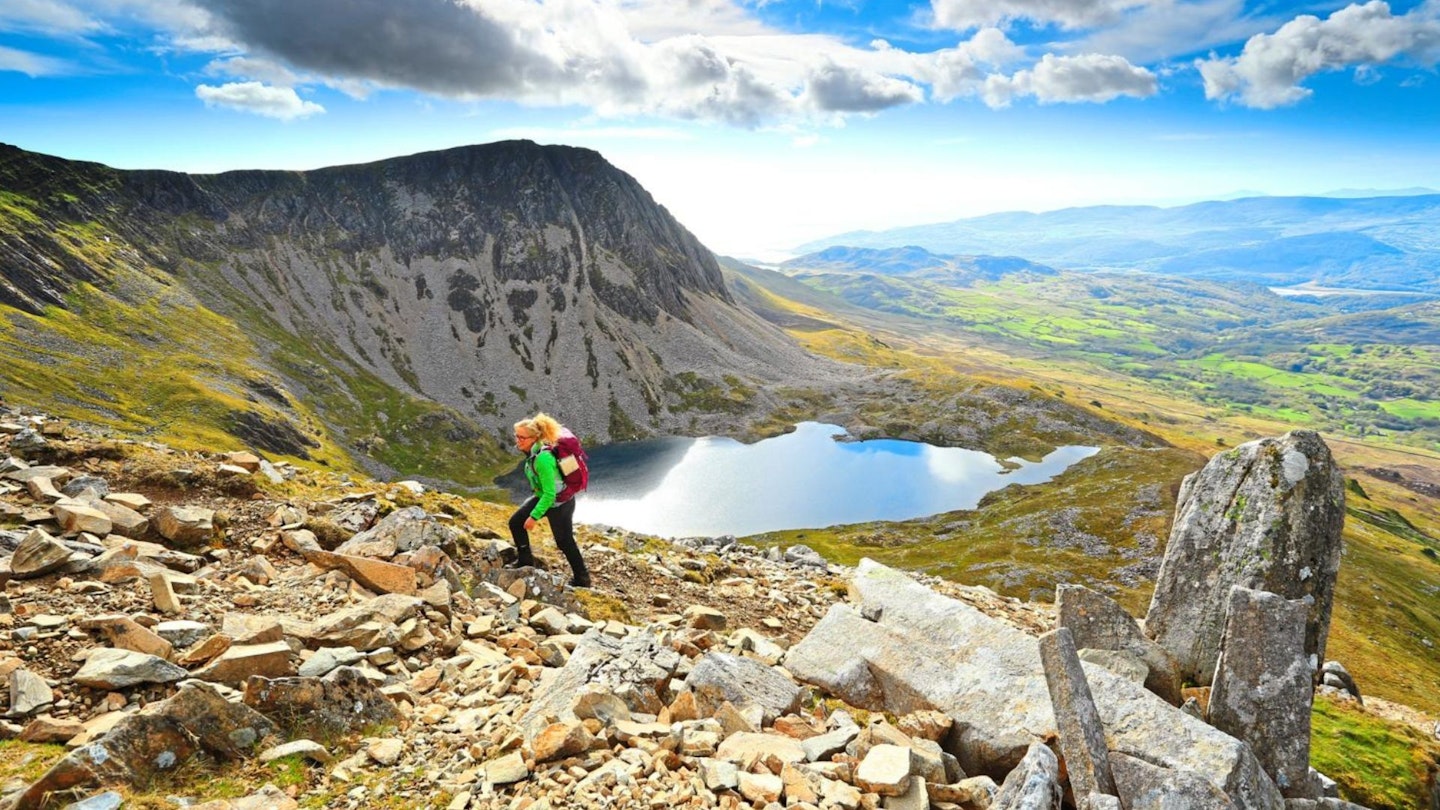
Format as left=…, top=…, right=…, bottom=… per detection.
left=523, top=443, right=560, bottom=520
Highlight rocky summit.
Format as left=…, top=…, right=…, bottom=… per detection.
left=0, top=408, right=1431, bottom=809
left=0, top=141, right=841, bottom=481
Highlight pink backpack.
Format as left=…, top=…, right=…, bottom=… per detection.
left=547, top=429, right=589, bottom=503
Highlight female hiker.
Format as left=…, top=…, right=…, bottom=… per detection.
left=509, top=413, right=591, bottom=588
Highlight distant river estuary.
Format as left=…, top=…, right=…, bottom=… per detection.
left=564, top=422, right=1098, bottom=538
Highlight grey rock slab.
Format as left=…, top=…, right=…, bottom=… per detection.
left=7, top=668, right=54, bottom=717
left=683, top=650, right=801, bottom=723
left=337, top=505, right=459, bottom=557
left=1111, top=752, right=1237, bottom=809
left=73, top=648, right=188, bottom=689
left=299, top=646, right=364, bottom=678
left=61, top=791, right=123, bottom=810
left=786, top=559, right=1283, bottom=808
left=1057, top=584, right=1182, bottom=704
left=1144, top=431, right=1344, bottom=686
left=152, top=620, right=213, bottom=649
left=802, top=724, right=860, bottom=762
left=259, top=739, right=333, bottom=765
left=1077, top=648, right=1150, bottom=686
left=60, top=476, right=109, bottom=499
left=518, top=628, right=680, bottom=740
left=1210, top=587, right=1316, bottom=799
left=1039, top=628, right=1116, bottom=800
left=11, top=529, right=71, bottom=578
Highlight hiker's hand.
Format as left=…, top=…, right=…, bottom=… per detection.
left=524, top=517, right=537, bottom=531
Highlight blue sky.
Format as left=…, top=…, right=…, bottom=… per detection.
left=3, top=0, right=1439, bottom=258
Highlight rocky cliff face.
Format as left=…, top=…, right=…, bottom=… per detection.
left=0, top=141, right=824, bottom=472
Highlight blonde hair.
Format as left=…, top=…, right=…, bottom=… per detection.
left=514, top=412, right=563, bottom=443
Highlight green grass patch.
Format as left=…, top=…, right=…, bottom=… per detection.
left=1379, top=398, right=1440, bottom=420
left=0, top=740, right=67, bottom=785
left=1311, top=694, right=1440, bottom=810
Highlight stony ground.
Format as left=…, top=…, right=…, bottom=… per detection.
left=0, top=406, right=1054, bottom=810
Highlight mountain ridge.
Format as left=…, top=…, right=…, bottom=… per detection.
left=0, top=141, right=836, bottom=484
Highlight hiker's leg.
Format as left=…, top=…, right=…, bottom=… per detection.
left=545, top=499, right=588, bottom=586
left=508, top=497, right=538, bottom=566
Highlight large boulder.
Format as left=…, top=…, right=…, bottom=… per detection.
left=681, top=651, right=802, bottom=724
left=518, top=629, right=681, bottom=740
left=12, top=683, right=275, bottom=810
left=335, top=506, right=461, bottom=558
left=785, top=559, right=1283, bottom=808
left=243, top=667, right=402, bottom=740
left=1143, top=431, right=1344, bottom=686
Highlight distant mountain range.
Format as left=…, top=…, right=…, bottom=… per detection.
left=798, top=195, right=1440, bottom=293
left=779, top=246, right=1057, bottom=284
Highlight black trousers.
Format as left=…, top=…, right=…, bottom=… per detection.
left=509, top=496, right=587, bottom=579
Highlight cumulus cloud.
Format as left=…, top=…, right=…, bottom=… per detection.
left=921, top=27, right=1025, bottom=101
left=803, top=61, right=924, bottom=112
left=195, top=81, right=325, bottom=119
left=0, top=44, right=72, bottom=76
left=983, top=52, right=1157, bottom=106
left=931, top=0, right=1152, bottom=31
left=1197, top=0, right=1440, bottom=108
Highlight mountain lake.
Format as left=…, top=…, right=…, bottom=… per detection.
left=508, top=421, right=1099, bottom=538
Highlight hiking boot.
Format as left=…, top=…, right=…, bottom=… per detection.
left=570, top=573, right=592, bottom=588
left=511, top=548, right=535, bottom=568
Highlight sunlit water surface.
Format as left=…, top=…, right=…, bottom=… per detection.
left=553, top=422, right=1098, bottom=538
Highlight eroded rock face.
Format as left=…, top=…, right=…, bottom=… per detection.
left=1144, top=431, right=1344, bottom=687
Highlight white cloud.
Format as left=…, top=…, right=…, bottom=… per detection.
left=20, top=0, right=1171, bottom=128
left=1067, top=0, right=1268, bottom=64
left=930, top=0, right=1153, bottom=31
left=0, top=0, right=100, bottom=34
left=195, top=81, right=325, bottom=119
left=204, top=55, right=298, bottom=85
left=802, top=61, right=925, bottom=112
left=0, top=44, right=73, bottom=76
left=984, top=52, right=1157, bottom=106
left=921, top=28, right=1025, bottom=101
left=488, top=125, right=696, bottom=142
left=1197, top=1, right=1440, bottom=108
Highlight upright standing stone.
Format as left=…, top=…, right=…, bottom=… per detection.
left=1038, top=628, right=1116, bottom=805
left=1210, top=587, right=1316, bottom=799
left=1144, top=431, right=1345, bottom=685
